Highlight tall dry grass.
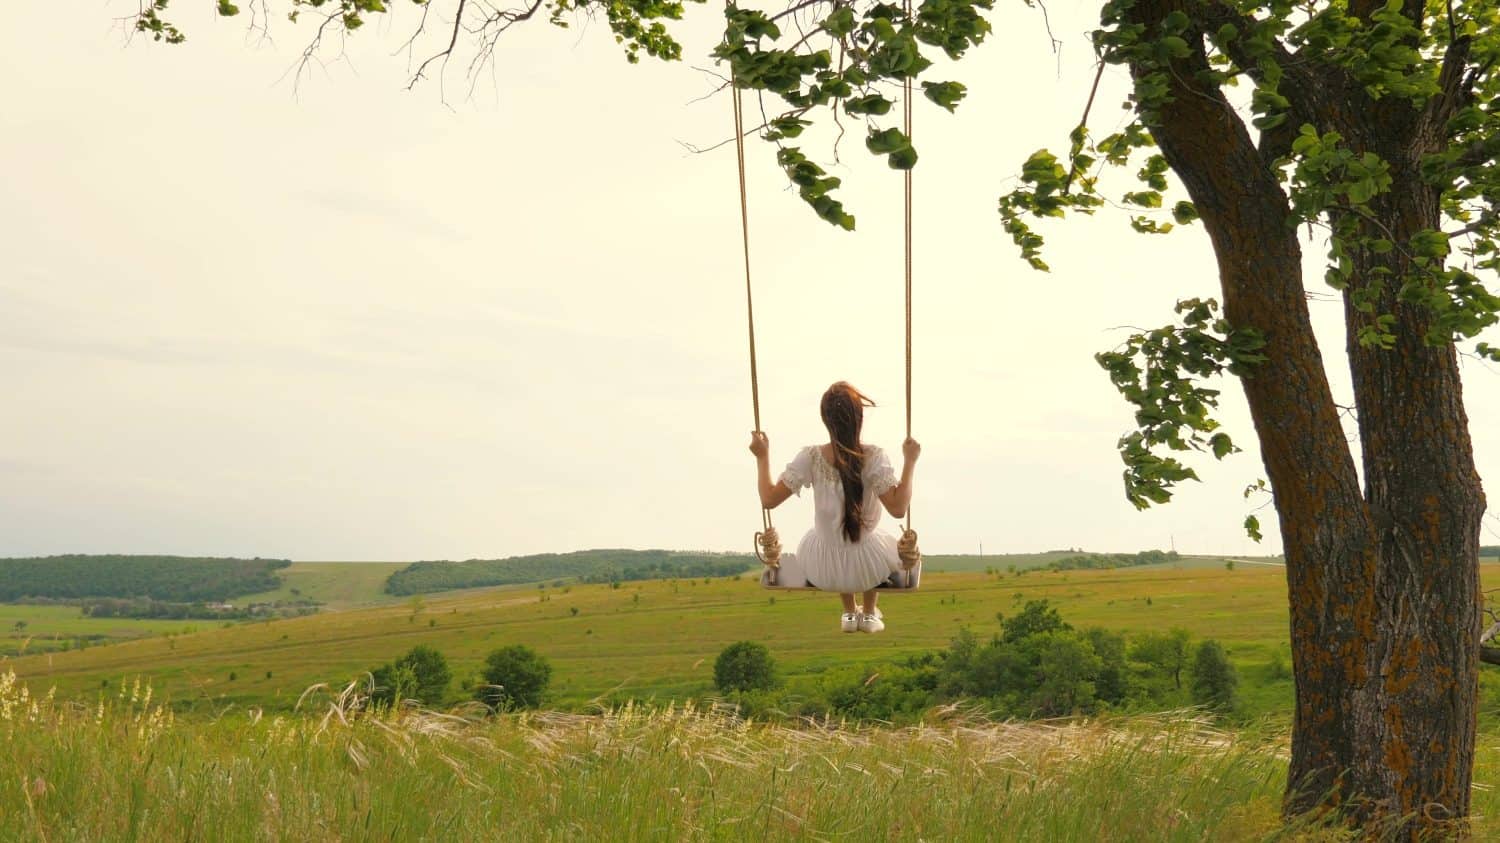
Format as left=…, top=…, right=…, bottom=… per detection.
left=0, top=668, right=1473, bottom=841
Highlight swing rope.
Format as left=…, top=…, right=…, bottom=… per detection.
left=895, top=9, right=922, bottom=580
left=732, top=80, right=783, bottom=578
left=731, top=6, right=920, bottom=585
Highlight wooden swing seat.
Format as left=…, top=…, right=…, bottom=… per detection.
left=759, top=555, right=922, bottom=591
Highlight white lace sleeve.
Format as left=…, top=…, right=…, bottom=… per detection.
left=778, top=447, right=814, bottom=494
left=865, top=446, right=898, bottom=496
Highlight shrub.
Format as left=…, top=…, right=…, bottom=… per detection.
left=1083, top=627, right=1129, bottom=706
left=475, top=645, right=552, bottom=711
left=1032, top=632, right=1102, bottom=715
left=999, top=600, right=1071, bottom=643
left=714, top=641, right=778, bottom=693
left=1191, top=639, right=1239, bottom=713
left=1129, top=628, right=1192, bottom=690
left=1265, top=647, right=1292, bottom=682
left=370, top=645, right=452, bottom=707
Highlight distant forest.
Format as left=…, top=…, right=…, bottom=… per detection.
left=1043, top=550, right=1180, bottom=572
left=78, top=597, right=319, bottom=620
left=0, top=555, right=290, bottom=602
left=385, top=550, right=757, bottom=595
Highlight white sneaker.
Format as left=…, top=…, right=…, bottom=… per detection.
left=858, top=612, right=885, bottom=633
left=840, top=612, right=859, bottom=633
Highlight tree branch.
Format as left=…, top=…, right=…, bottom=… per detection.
left=770, top=0, right=833, bottom=25
left=408, top=0, right=471, bottom=92
left=1196, top=1, right=1332, bottom=161
left=1198, top=1, right=1313, bottom=89
left=1421, top=34, right=1474, bottom=136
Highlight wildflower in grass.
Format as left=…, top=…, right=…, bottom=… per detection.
left=0, top=670, right=17, bottom=721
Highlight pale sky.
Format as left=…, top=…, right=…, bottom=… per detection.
left=4, top=2, right=1499, bottom=560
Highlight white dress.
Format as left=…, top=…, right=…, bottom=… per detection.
left=774, top=445, right=904, bottom=592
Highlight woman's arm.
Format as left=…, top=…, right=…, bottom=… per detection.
left=879, top=437, right=921, bottom=518
left=749, top=432, right=794, bottom=510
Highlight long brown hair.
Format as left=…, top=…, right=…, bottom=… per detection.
left=820, top=382, right=875, bottom=542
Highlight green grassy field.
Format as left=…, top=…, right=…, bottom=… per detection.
left=0, top=561, right=408, bottom=657
left=0, top=604, right=208, bottom=657
left=233, top=561, right=408, bottom=608
left=0, top=553, right=1296, bottom=663
left=924, top=551, right=1286, bottom=573
left=8, top=562, right=1498, bottom=719
left=0, top=564, right=1322, bottom=713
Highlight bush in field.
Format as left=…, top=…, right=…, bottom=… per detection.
left=475, top=645, right=552, bottom=711
left=1190, top=640, right=1239, bottom=713
left=370, top=645, right=452, bottom=707
left=999, top=600, right=1071, bottom=642
left=1083, top=628, right=1130, bottom=706
left=1031, top=633, right=1103, bottom=715
left=714, top=641, right=778, bottom=693
left=699, top=603, right=1230, bottom=724
left=1129, top=628, right=1192, bottom=691
left=817, top=658, right=936, bottom=721
left=937, top=605, right=1114, bottom=718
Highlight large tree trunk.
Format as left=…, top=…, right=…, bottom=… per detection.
left=1334, top=115, right=1486, bottom=823
left=1123, top=1, right=1485, bottom=833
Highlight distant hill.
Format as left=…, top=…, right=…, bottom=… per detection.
left=384, top=549, right=757, bottom=596
left=925, top=550, right=1183, bottom=573
left=0, top=555, right=291, bottom=602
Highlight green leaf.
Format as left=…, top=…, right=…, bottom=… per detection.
left=1209, top=433, right=1235, bottom=459
left=865, top=127, right=910, bottom=155
left=921, top=81, right=967, bottom=113
left=887, top=145, right=918, bottom=170
left=823, top=7, right=856, bottom=37
left=844, top=94, right=893, bottom=116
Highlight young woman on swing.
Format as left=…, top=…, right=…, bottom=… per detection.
left=748, top=381, right=921, bottom=633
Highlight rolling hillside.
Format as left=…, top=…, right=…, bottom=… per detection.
left=7, top=565, right=1318, bottom=712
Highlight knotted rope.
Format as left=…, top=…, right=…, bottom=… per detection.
left=731, top=77, right=782, bottom=582
left=897, top=1, right=921, bottom=585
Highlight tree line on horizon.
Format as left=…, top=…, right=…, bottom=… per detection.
left=0, top=555, right=290, bottom=602
left=382, top=550, right=757, bottom=596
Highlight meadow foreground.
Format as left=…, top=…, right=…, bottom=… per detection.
left=6, top=670, right=1500, bottom=841
left=0, top=671, right=1290, bottom=841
